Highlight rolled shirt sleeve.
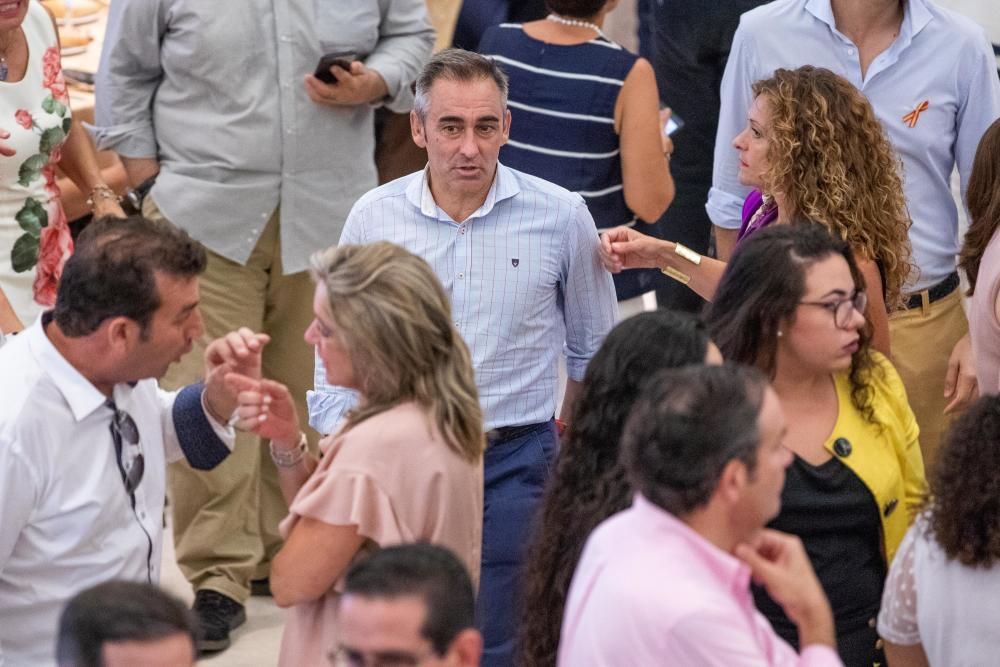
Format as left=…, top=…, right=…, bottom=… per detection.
left=953, top=26, right=1000, bottom=209
left=561, top=202, right=618, bottom=382
left=365, top=0, right=435, bottom=112
left=91, top=0, right=165, bottom=157
left=706, top=21, right=757, bottom=231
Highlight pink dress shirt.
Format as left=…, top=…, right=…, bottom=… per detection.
left=557, top=495, right=843, bottom=666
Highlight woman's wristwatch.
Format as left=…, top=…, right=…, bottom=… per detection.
left=270, top=432, right=308, bottom=468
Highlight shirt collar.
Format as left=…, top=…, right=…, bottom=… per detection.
left=26, top=313, right=112, bottom=422
left=632, top=494, right=752, bottom=595
left=405, top=162, right=521, bottom=222
left=806, top=0, right=932, bottom=43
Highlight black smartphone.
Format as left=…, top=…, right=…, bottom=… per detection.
left=314, top=52, right=358, bottom=84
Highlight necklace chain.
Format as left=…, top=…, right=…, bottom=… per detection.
left=545, top=13, right=607, bottom=40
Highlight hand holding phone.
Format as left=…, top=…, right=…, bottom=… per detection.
left=314, top=52, right=358, bottom=84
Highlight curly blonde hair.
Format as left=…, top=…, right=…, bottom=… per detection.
left=753, top=66, right=913, bottom=309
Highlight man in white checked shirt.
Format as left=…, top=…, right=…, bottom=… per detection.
left=308, top=49, right=618, bottom=667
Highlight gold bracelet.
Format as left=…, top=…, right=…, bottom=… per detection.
left=661, top=266, right=691, bottom=284
left=674, top=242, right=702, bottom=266
left=86, top=185, right=121, bottom=210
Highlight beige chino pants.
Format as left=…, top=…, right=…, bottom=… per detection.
left=145, top=199, right=317, bottom=603
left=888, top=286, right=967, bottom=475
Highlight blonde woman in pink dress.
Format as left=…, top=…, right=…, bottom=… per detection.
left=226, top=241, right=485, bottom=666
left=0, top=0, right=122, bottom=334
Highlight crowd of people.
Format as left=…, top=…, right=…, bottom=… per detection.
left=1, top=0, right=999, bottom=665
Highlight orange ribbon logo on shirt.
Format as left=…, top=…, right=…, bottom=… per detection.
left=902, top=100, right=929, bottom=128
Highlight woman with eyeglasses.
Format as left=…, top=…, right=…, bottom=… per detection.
left=601, top=66, right=912, bottom=357
left=705, top=224, right=926, bottom=667
left=225, top=241, right=484, bottom=667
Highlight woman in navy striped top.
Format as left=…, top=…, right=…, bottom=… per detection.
left=479, top=0, right=674, bottom=307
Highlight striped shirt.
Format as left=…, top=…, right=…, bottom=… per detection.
left=481, top=24, right=638, bottom=233
left=307, top=163, right=618, bottom=434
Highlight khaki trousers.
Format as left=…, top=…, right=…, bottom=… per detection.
left=145, top=199, right=317, bottom=603
left=888, top=286, right=967, bottom=475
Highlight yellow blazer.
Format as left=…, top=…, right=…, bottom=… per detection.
left=825, top=352, right=927, bottom=564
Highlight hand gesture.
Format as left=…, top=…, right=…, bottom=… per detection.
left=304, top=61, right=388, bottom=107
left=599, top=226, right=671, bottom=273
left=225, top=373, right=301, bottom=444
left=944, top=333, right=978, bottom=414
left=735, top=529, right=835, bottom=648
left=203, top=328, right=270, bottom=423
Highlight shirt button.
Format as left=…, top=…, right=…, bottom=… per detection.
left=457, top=272, right=464, bottom=279
left=847, top=48, right=856, bottom=56
left=139, top=511, right=146, bottom=519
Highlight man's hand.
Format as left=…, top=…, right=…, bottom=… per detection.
left=225, top=373, right=301, bottom=445
left=304, top=61, right=389, bottom=107
left=202, top=328, right=270, bottom=423
left=599, top=226, right=671, bottom=273
left=944, top=333, right=978, bottom=414
left=735, top=529, right=835, bottom=649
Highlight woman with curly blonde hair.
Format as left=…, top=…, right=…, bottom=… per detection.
left=601, top=65, right=912, bottom=355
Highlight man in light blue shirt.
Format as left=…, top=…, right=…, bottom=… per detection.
left=309, top=50, right=618, bottom=666
left=708, top=0, right=1000, bottom=466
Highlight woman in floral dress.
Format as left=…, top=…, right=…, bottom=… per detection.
left=0, top=0, right=122, bottom=335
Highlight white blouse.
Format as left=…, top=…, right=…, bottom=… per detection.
left=878, top=515, right=1000, bottom=665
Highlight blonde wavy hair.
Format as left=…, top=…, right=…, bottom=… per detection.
left=311, top=242, right=484, bottom=463
left=753, top=66, right=913, bottom=309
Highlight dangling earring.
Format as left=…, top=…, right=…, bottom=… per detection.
left=777, top=330, right=784, bottom=338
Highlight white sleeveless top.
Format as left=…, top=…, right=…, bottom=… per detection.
left=0, top=1, right=71, bottom=324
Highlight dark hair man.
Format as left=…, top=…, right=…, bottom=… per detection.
left=0, top=216, right=267, bottom=665
left=310, top=48, right=618, bottom=665
left=57, top=581, right=196, bottom=667
left=333, top=544, right=481, bottom=666
left=559, top=365, right=841, bottom=666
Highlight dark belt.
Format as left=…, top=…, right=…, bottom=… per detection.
left=486, top=419, right=553, bottom=444
left=904, top=271, right=959, bottom=310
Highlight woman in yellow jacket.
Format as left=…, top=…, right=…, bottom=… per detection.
left=705, top=223, right=925, bottom=667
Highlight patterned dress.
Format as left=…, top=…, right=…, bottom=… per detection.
left=0, top=0, right=72, bottom=323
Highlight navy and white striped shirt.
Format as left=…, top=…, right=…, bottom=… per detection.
left=307, top=163, right=618, bottom=433
left=481, top=23, right=638, bottom=233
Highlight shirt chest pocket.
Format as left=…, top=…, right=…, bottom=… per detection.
left=314, top=0, right=382, bottom=55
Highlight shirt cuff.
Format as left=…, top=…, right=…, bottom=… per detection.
left=85, top=120, right=158, bottom=158
left=306, top=388, right=359, bottom=436
left=799, top=644, right=844, bottom=666
left=706, top=186, right=745, bottom=231
left=364, top=60, right=408, bottom=111
left=172, top=383, right=235, bottom=470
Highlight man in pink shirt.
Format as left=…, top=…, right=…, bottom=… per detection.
left=558, top=365, right=843, bottom=666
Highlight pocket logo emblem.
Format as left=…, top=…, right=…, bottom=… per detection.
left=512, top=258, right=519, bottom=267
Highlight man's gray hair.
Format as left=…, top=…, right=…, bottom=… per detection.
left=413, top=48, right=509, bottom=120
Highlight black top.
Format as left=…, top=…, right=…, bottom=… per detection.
left=753, top=455, right=885, bottom=647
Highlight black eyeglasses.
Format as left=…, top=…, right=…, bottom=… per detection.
left=107, top=400, right=145, bottom=500
left=799, top=289, right=867, bottom=330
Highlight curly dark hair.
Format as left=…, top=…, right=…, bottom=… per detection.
left=925, top=395, right=1000, bottom=566
left=516, top=311, right=710, bottom=667
left=705, top=223, right=881, bottom=426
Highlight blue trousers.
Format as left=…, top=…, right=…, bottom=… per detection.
left=476, top=420, right=557, bottom=667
